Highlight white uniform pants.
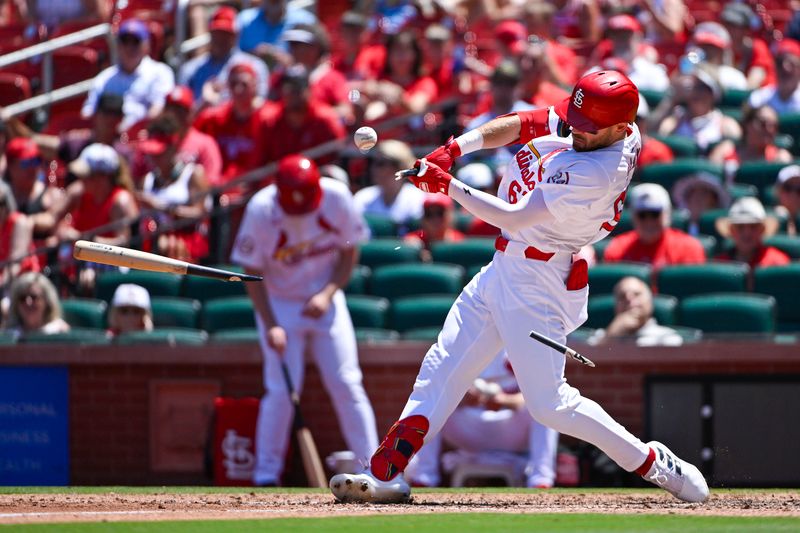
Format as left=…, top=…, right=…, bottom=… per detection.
left=253, top=290, right=379, bottom=485
left=406, top=406, right=558, bottom=487
left=398, top=251, right=650, bottom=474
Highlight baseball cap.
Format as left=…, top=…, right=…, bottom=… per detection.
left=423, top=194, right=453, bottom=210
left=341, top=10, right=367, bottom=28
left=97, top=93, right=124, bottom=115
left=607, top=14, right=642, bottom=34
left=776, top=39, right=800, bottom=59
left=716, top=197, right=779, bottom=237
left=284, top=27, right=317, bottom=45
left=209, top=6, right=237, bottom=33
left=693, top=65, right=722, bottom=101
left=281, top=64, right=310, bottom=88
left=495, top=20, right=527, bottom=55
left=165, top=86, right=194, bottom=111
left=721, top=3, right=754, bottom=28
left=777, top=164, right=800, bottom=185
left=693, top=22, right=731, bottom=49
left=424, top=24, right=451, bottom=42
left=491, top=60, right=521, bottom=84
left=112, top=283, right=151, bottom=311
left=69, top=143, right=120, bottom=177
left=373, top=140, right=415, bottom=169
left=118, top=19, right=149, bottom=41
left=5, top=137, right=39, bottom=162
left=629, top=183, right=671, bottom=213
left=456, top=162, right=494, bottom=190
left=672, top=172, right=730, bottom=211
left=229, top=62, right=257, bottom=79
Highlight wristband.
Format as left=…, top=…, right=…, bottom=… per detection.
left=454, top=129, right=484, bottom=156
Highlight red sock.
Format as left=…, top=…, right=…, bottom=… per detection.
left=634, top=447, right=656, bottom=476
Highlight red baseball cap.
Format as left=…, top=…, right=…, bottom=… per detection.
left=423, top=194, right=453, bottom=210
left=165, top=86, right=194, bottom=110
left=776, top=38, right=800, bottom=58
left=607, top=14, right=642, bottom=34
left=693, top=22, right=731, bottom=49
left=209, top=6, right=237, bottom=33
left=495, top=20, right=527, bottom=55
left=138, top=132, right=179, bottom=155
left=229, top=62, right=257, bottom=79
left=5, top=137, right=39, bottom=161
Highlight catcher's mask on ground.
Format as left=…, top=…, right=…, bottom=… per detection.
left=276, top=154, right=322, bottom=215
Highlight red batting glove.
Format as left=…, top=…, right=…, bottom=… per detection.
left=422, top=136, right=461, bottom=173
left=409, top=159, right=452, bottom=194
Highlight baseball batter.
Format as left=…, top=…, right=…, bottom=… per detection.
left=232, top=154, right=379, bottom=486
left=331, top=71, right=709, bottom=503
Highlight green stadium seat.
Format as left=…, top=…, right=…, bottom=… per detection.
left=585, top=293, right=678, bottom=329
left=212, top=328, right=260, bottom=343
left=345, top=265, right=371, bottom=295
left=735, top=161, right=794, bottom=196
left=401, top=327, right=441, bottom=341
left=764, top=235, right=800, bottom=259
left=454, top=211, right=475, bottom=233
left=370, top=264, right=465, bottom=300
left=638, top=88, right=663, bottom=109
left=115, top=328, right=208, bottom=345
left=698, top=208, right=730, bottom=239
left=567, top=327, right=597, bottom=344
left=21, top=328, right=111, bottom=345
left=151, top=297, right=201, bottom=329
left=61, top=298, right=107, bottom=329
left=346, top=295, right=390, bottom=329
left=695, top=234, right=718, bottom=258
left=364, top=214, right=398, bottom=238
left=720, top=88, right=751, bottom=109
left=359, top=239, right=421, bottom=269
left=651, top=135, right=698, bottom=158
left=466, top=264, right=485, bottom=280
left=778, top=113, right=800, bottom=153
left=356, top=328, right=401, bottom=343
left=201, top=296, right=255, bottom=333
left=96, top=271, right=182, bottom=302
left=657, top=262, right=749, bottom=299
left=671, top=326, right=703, bottom=343
left=588, top=263, right=652, bottom=295
left=727, top=182, right=759, bottom=202
left=430, top=239, right=496, bottom=270
left=638, top=159, right=723, bottom=192
left=389, top=295, right=456, bottom=332
left=0, top=331, right=16, bottom=345
left=181, top=266, right=246, bottom=302
left=679, top=293, right=776, bottom=334
left=754, top=264, right=800, bottom=331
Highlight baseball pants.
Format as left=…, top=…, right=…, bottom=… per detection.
left=253, top=290, right=379, bottom=485
left=398, top=251, right=651, bottom=473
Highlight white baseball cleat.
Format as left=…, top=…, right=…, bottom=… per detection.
left=330, top=470, right=411, bottom=503
left=642, top=441, right=709, bottom=503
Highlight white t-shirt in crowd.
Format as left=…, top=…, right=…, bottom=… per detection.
left=748, top=85, right=800, bottom=115
left=353, top=183, right=425, bottom=224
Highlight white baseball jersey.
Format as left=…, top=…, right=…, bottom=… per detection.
left=231, top=178, right=367, bottom=300
left=498, top=108, right=641, bottom=253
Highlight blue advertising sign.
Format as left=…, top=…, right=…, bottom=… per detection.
left=0, top=367, right=69, bottom=485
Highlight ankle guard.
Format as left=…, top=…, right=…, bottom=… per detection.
left=370, top=415, right=429, bottom=481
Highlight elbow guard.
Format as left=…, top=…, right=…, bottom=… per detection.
left=514, top=107, right=552, bottom=144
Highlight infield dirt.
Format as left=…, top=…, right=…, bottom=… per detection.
left=0, top=490, right=798, bottom=524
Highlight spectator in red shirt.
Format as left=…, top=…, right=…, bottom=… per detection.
left=519, top=40, right=570, bottom=109
left=161, top=86, right=223, bottom=187
left=404, top=194, right=464, bottom=262
left=422, top=24, right=463, bottom=100
left=550, top=0, right=602, bottom=49
left=523, top=2, right=578, bottom=85
left=774, top=164, right=800, bottom=236
left=715, top=197, right=789, bottom=268
left=332, top=11, right=384, bottom=81
left=194, top=63, right=267, bottom=193
left=350, top=30, right=438, bottom=127
left=720, top=2, right=776, bottom=89
left=281, top=24, right=352, bottom=123
left=604, top=183, right=706, bottom=268
left=0, top=180, right=38, bottom=286
left=589, top=14, right=658, bottom=66
left=709, top=105, right=792, bottom=179
left=494, top=20, right=528, bottom=63
left=258, top=65, right=345, bottom=166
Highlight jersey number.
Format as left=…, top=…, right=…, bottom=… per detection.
left=601, top=190, right=626, bottom=232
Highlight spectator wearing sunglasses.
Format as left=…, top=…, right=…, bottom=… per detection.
left=604, top=183, right=706, bottom=268
left=4, top=137, right=62, bottom=241
left=107, top=283, right=154, bottom=337
left=81, top=19, right=175, bottom=131
left=4, top=272, right=68, bottom=336
left=774, top=165, right=800, bottom=237
left=404, top=195, right=464, bottom=262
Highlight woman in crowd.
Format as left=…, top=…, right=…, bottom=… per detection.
left=4, top=272, right=69, bottom=336
left=0, top=179, right=37, bottom=287
left=107, top=283, right=154, bottom=337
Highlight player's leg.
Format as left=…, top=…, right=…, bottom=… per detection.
left=252, top=309, right=306, bottom=486
left=492, top=258, right=707, bottom=501
left=526, top=419, right=558, bottom=488
left=331, top=269, right=504, bottom=502
left=310, top=291, right=379, bottom=463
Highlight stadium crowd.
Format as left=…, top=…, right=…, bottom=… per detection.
left=0, top=0, right=796, bottom=490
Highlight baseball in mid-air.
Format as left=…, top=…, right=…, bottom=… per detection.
left=354, top=126, right=378, bottom=153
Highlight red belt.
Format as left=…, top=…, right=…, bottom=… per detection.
left=494, top=236, right=555, bottom=262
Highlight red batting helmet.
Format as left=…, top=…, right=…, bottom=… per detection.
left=555, top=70, right=639, bottom=133
left=276, top=154, right=322, bottom=215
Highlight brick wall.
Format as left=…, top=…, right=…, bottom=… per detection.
left=2, top=342, right=799, bottom=485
